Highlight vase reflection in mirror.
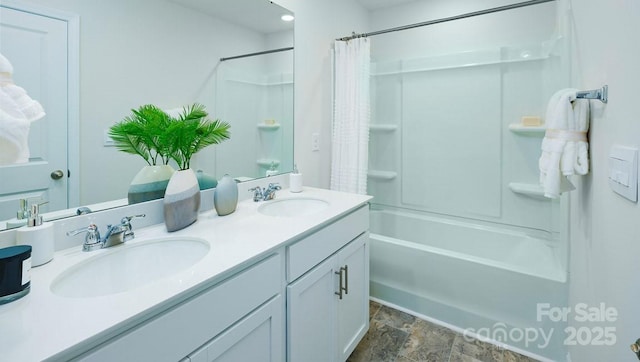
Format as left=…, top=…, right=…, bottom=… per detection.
left=196, top=169, right=218, bottom=190
left=128, top=165, right=175, bottom=204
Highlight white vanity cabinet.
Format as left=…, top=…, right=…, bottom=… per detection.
left=75, top=254, right=284, bottom=362
left=286, top=206, right=370, bottom=362
left=0, top=188, right=374, bottom=362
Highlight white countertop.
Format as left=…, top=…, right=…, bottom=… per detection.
left=0, top=187, right=371, bottom=362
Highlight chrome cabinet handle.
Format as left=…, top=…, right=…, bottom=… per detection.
left=343, top=265, right=349, bottom=295
left=51, top=170, right=64, bottom=180
left=335, top=266, right=348, bottom=300
left=335, top=268, right=343, bottom=300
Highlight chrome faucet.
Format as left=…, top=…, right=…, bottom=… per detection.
left=67, top=214, right=146, bottom=252
left=248, top=183, right=282, bottom=202
left=263, top=183, right=281, bottom=200
left=249, top=186, right=265, bottom=202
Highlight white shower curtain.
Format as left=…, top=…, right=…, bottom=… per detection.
left=330, top=37, right=370, bottom=195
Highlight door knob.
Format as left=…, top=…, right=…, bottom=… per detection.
left=631, top=338, right=640, bottom=360
left=50, top=170, right=65, bottom=180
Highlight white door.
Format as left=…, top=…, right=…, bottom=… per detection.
left=0, top=6, right=70, bottom=219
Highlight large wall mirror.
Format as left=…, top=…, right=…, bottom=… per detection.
left=0, top=0, right=294, bottom=230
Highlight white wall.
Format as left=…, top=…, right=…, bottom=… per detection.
left=568, top=0, right=640, bottom=360
left=273, top=0, right=370, bottom=188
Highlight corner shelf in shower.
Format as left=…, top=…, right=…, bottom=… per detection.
left=257, top=123, right=281, bottom=130
left=508, top=124, right=546, bottom=136
left=367, top=170, right=397, bottom=180
left=508, top=182, right=548, bottom=200
left=370, top=124, right=398, bottom=132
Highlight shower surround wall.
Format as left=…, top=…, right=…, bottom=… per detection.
left=366, top=1, right=570, bottom=360
left=214, top=51, right=294, bottom=180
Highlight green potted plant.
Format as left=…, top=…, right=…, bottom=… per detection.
left=109, top=105, right=175, bottom=204
left=162, top=103, right=231, bottom=232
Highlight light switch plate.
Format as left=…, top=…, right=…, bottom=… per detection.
left=608, top=145, right=638, bottom=202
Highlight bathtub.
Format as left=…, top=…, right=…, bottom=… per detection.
left=369, top=206, right=568, bottom=361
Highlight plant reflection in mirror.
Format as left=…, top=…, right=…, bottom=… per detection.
left=108, top=104, right=173, bottom=166
left=165, top=103, right=231, bottom=170
left=109, top=103, right=231, bottom=170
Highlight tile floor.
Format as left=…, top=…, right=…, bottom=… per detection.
left=348, top=301, right=540, bottom=362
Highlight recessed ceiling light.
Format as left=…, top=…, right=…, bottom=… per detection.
left=281, top=14, right=294, bottom=22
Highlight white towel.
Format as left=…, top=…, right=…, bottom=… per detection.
left=0, top=53, right=46, bottom=165
left=0, top=53, right=45, bottom=122
left=0, top=88, right=32, bottom=165
left=539, top=88, right=590, bottom=198
left=0, top=53, right=13, bottom=74
left=2, top=83, right=46, bottom=122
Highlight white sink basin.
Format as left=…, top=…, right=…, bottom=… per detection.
left=257, top=198, right=329, bottom=217
left=51, top=237, right=209, bottom=298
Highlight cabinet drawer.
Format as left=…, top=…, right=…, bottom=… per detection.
left=77, top=253, right=282, bottom=362
left=287, top=205, right=368, bottom=282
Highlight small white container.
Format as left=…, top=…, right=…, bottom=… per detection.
left=290, top=165, right=303, bottom=193
left=16, top=204, right=54, bottom=267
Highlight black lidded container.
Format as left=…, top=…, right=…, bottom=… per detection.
left=0, top=245, right=32, bottom=305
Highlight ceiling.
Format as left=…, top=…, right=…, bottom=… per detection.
left=168, top=0, right=294, bottom=34
left=168, top=0, right=418, bottom=33
left=356, top=0, right=419, bottom=10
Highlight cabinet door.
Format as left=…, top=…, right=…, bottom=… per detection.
left=188, top=295, right=284, bottom=362
left=337, top=233, right=369, bottom=361
left=287, top=256, right=338, bottom=362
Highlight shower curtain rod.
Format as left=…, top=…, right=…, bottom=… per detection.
left=337, top=0, right=556, bottom=41
left=220, top=47, right=293, bottom=62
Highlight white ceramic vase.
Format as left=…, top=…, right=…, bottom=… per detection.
left=214, top=174, right=238, bottom=216
left=163, top=169, right=201, bottom=232
left=128, top=165, right=175, bottom=204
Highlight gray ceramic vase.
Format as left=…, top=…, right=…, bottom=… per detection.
left=163, top=169, right=201, bottom=232
left=214, top=174, right=238, bottom=216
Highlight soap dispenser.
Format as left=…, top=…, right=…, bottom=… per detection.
left=16, top=204, right=54, bottom=266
